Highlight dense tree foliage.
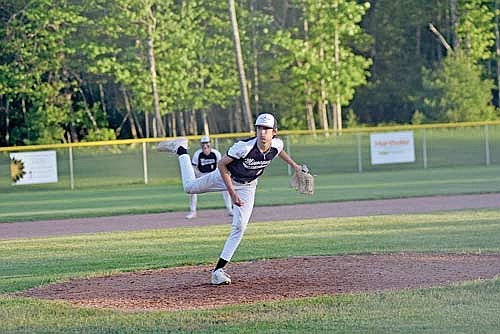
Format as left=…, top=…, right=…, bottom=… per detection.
left=354, top=0, right=499, bottom=125
left=0, top=0, right=498, bottom=146
left=418, top=56, right=497, bottom=122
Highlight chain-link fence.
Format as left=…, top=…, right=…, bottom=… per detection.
left=1, top=122, right=499, bottom=190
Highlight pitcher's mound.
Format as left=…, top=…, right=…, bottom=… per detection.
left=18, top=253, right=500, bottom=312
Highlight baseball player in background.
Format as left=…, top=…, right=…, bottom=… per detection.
left=157, top=113, right=302, bottom=285
left=186, top=136, right=233, bottom=219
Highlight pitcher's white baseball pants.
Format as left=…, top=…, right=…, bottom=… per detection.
left=178, top=154, right=257, bottom=261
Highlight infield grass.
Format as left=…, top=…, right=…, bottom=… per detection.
left=2, top=165, right=500, bottom=222
left=1, top=209, right=500, bottom=333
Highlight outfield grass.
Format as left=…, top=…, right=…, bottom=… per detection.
left=1, top=165, right=500, bottom=222
left=1, top=209, right=500, bottom=332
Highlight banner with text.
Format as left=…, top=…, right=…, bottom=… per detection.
left=370, top=131, right=415, bottom=165
left=10, top=150, right=58, bottom=185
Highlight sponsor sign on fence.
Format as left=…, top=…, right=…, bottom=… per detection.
left=9, top=150, right=58, bottom=185
left=370, top=131, right=415, bottom=165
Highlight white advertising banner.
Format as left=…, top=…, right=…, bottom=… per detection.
left=370, top=131, right=415, bottom=165
left=10, top=150, right=58, bottom=185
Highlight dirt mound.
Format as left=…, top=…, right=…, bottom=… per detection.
left=18, top=253, right=500, bottom=312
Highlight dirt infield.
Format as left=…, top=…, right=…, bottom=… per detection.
left=18, top=253, right=500, bottom=312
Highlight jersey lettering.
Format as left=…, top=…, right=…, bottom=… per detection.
left=242, top=158, right=272, bottom=170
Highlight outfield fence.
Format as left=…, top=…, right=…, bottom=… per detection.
left=1, top=121, right=499, bottom=190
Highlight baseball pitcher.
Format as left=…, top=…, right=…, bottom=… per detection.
left=157, top=113, right=309, bottom=285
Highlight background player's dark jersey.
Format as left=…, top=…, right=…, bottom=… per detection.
left=226, top=137, right=283, bottom=183
left=195, top=151, right=218, bottom=173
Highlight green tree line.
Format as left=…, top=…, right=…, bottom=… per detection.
left=0, top=0, right=499, bottom=146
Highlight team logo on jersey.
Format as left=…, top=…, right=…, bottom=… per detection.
left=242, top=158, right=271, bottom=170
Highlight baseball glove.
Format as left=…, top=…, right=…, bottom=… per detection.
left=290, top=164, right=314, bottom=195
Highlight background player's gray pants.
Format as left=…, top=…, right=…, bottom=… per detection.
left=178, top=154, right=257, bottom=261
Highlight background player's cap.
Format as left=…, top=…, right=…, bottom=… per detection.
left=200, top=135, right=210, bottom=143
left=255, top=113, right=277, bottom=129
